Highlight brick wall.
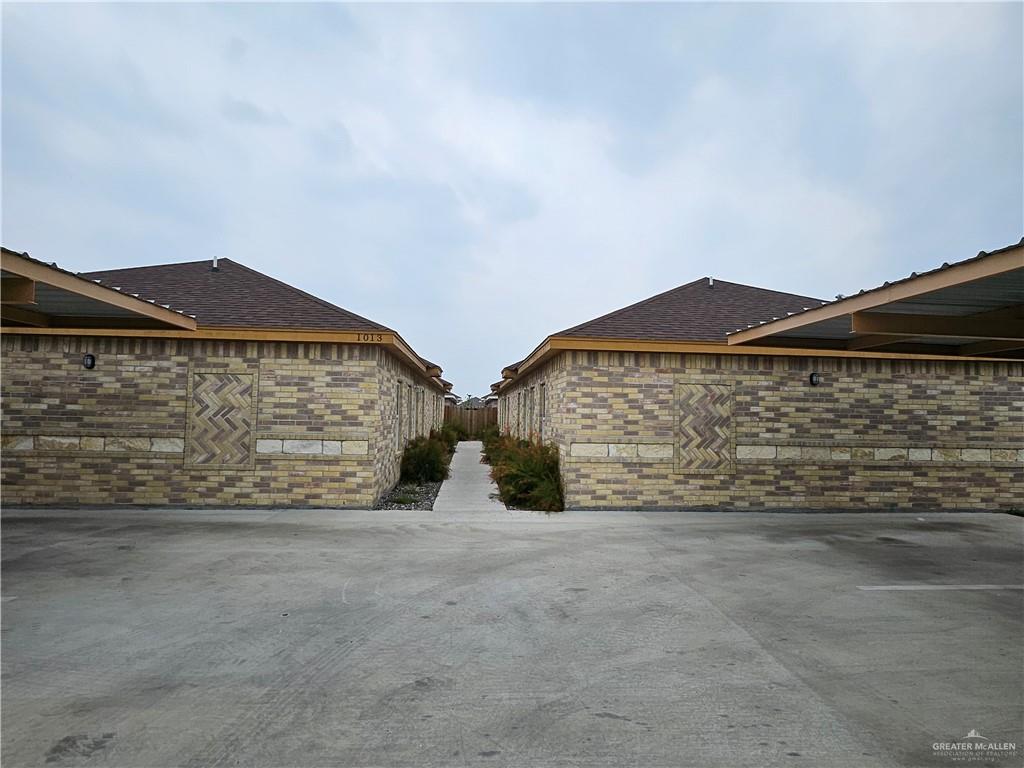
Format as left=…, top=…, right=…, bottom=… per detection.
left=499, top=350, right=1024, bottom=511
left=373, top=348, right=443, bottom=501
left=500, top=353, right=571, bottom=447
left=1, top=334, right=441, bottom=507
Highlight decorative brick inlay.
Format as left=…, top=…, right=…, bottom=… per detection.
left=608, top=443, right=638, bottom=458
left=3, top=435, right=187, bottom=453
left=676, top=382, right=733, bottom=471
left=253, top=438, right=371, bottom=457
left=188, top=372, right=254, bottom=466
left=734, top=445, right=1023, bottom=464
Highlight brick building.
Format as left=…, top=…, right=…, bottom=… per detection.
left=1, top=249, right=447, bottom=507
left=495, top=242, right=1024, bottom=510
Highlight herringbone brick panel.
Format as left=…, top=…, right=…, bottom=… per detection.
left=188, top=373, right=254, bottom=466
left=677, top=383, right=732, bottom=470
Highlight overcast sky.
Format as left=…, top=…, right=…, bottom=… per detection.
left=3, top=3, right=1021, bottom=393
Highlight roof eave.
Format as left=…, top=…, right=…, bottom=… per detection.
left=727, top=240, right=1024, bottom=346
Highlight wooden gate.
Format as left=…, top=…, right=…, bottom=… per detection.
left=444, top=406, right=497, bottom=436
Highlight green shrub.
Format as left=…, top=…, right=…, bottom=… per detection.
left=434, top=424, right=462, bottom=454
left=478, top=424, right=499, bottom=446
left=484, top=435, right=563, bottom=512
left=481, top=433, right=520, bottom=466
left=400, top=435, right=450, bottom=483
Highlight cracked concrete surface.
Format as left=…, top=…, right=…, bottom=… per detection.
left=1, top=509, right=1021, bottom=767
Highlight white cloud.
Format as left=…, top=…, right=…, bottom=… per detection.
left=2, top=2, right=1020, bottom=392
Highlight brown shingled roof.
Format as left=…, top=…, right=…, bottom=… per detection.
left=82, top=258, right=389, bottom=332
left=556, top=277, right=825, bottom=342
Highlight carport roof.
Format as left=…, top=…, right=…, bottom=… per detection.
left=1, top=248, right=197, bottom=330
left=726, top=239, right=1024, bottom=358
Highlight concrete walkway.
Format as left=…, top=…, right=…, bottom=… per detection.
left=433, top=440, right=508, bottom=513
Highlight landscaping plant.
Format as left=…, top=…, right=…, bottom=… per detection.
left=481, top=431, right=564, bottom=512
left=435, top=424, right=462, bottom=454
left=400, top=434, right=451, bottom=483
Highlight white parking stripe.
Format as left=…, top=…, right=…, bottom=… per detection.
left=857, top=585, right=1024, bottom=591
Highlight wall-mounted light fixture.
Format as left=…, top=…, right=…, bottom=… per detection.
left=809, top=371, right=822, bottom=386
left=82, top=353, right=96, bottom=370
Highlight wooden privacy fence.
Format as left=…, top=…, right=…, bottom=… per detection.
left=444, top=406, right=497, bottom=436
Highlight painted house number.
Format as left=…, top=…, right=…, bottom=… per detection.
left=359, top=334, right=385, bottom=342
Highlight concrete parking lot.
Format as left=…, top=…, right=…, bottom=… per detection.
left=2, top=508, right=1021, bottom=767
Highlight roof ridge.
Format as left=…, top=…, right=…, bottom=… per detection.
left=85, top=258, right=216, bottom=273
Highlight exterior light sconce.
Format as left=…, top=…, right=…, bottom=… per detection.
left=82, top=354, right=96, bottom=370
left=809, top=371, right=822, bottom=386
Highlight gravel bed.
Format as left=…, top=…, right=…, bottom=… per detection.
left=375, top=480, right=443, bottom=510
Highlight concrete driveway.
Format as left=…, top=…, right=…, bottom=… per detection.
left=2, top=508, right=1021, bottom=768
